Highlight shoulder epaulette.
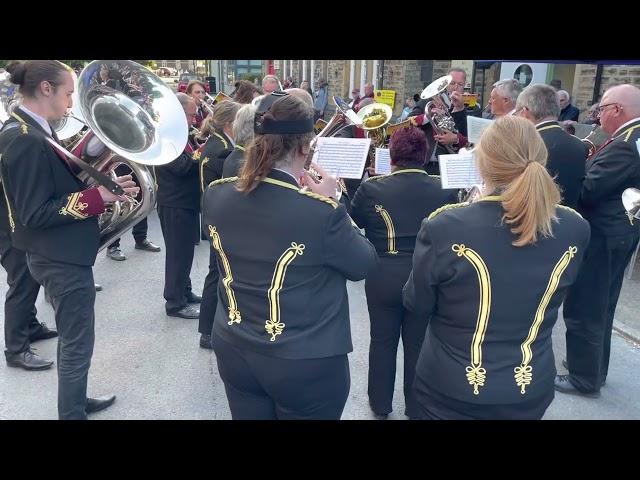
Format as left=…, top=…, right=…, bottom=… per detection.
left=557, top=204, right=584, bottom=219
left=298, top=189, right=338, bottom=208
left=427, top=201, right=469, bottom=220
left=208, top=176, right=237, bottom=188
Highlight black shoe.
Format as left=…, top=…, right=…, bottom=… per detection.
left=135, top=239, right=161, bottom=252
left=95, top=283, right=103, bottom=292
left=86, top=395, right=116, bottom=414
left=167, top=304, right=200, bottom=319
left=29, top=322, right=58, bottom=343
left=199, top=334, right=213, bottom=349
left=561, top=359, right=605, bottom=386
left=107, top=246, right=126, bottom=261
left=6, top=349, right=54, bottom=371
left=554, top=374, right=601, bottom=398
left=186, top=292, right=202, bottom=304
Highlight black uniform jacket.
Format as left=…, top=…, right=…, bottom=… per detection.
left=155, top=136, right=201, bottom=211
left=578, top=117, right=640, bottom=236
left=198, top=130, right=233, bottom=193
left=0, top=108, right=105, bottom=265
left=350, top=168, right=457, bottom=258
left=403, top=197, right=590, bottom=404
left=202, top=169, right=378, bottom=359
left=221, top=145, right=246, bottom=179
left=536, top=120, right=587, bottom=210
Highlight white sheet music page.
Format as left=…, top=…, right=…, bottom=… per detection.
left=467, top=116, right=493, bottom=144
left=438, top=152, right=483, bottom=189
left=312, top=137, right=371, bottom=179
left=374, top=148, right=392, bottom=175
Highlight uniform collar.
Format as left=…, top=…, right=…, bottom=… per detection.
left=17, top=105, right=53, bottom=136
left=612, top=117, right=640, bottom=138
left=535, top=120, right=559, bottom=129
left=11, top=106, right=52, bottom=137
left=268, top=168, right=300, bottom=187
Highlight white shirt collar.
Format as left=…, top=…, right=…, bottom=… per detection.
left=613, top=117, right=640, bottom=137
left=19, top=105, right=52, bottom=136
left=273, top=168, right=300, bottom=185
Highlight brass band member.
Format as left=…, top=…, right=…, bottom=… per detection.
left=154, top=93, right=202, bottom=319
left=222, top=103, right=256, bottom=179
left=515, top=84, right=587, bottom=210
left=202, top=94, right=377, bottom=419
left=197, top=101, right=241, bottom=192
left=404, top=116, right=590, bottom=419
left=558, top=84, right=640, bottom=397
left=186, top=80, right=209, bottom=129
left=351, top=125, right=457, bottom=419
left=232, top=80, right=263, bottom=104
left=0, top=60, right=138, bottom=419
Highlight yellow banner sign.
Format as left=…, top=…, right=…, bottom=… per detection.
left=374, top=89, right=396, bottom=108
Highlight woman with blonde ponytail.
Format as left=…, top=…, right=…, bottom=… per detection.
left=403, top=115, right=591, bottom=419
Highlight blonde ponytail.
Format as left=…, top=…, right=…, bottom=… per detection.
left=475, top=116, right=561, bottom=247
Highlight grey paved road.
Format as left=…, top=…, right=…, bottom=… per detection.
left=0, top=211, right=638, bottom=419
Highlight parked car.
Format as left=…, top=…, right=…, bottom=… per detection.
left=177, top=73, right=211, bottom=93
left=156, top=67, right=177, bottom=77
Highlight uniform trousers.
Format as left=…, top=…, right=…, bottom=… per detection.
left=364, top=255, right=425, bottom=418
left=26, top=252, right=95, bottom=420
left=198, top=247, right=219, bottom=336
left=563, top=231, right=640, bottom=392
left=212, top=333, right=350, bottom=420
left=0, top=232, right=42, bottom=356
left=157, top=206, right=199, bottom=313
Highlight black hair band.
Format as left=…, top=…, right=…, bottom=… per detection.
left=256, top=117, right=314, bottom=134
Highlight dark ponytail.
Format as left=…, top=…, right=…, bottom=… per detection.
left=5, top=60, right=69, bottom=98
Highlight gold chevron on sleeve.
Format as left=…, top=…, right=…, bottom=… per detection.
left=58, top=192, right=89, bottom=219
left=452, top=243, right=491, bottom=395
left=208, top=225, right=241, bottom=325
left=265, top=242, right=305, bottom=342
left=515, top=246, right=577, bottom=394
left=375, top=205, right=398, bottom=254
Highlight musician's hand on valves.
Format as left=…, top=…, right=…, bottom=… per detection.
left=450, top=91, right=465, bottom=112
left=98, top=175, right=140, bottom=203
left=301, top=163, right=338, bottom=199
left=434, top=130, right=459, bottom=145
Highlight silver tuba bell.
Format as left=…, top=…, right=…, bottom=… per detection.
left=420, top=75, right=459, bottom=154
left=69, top=60, right=188, bottom=251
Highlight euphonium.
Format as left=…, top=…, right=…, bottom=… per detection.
left=420, top=75, right=459, bottom=154
left=70, top=60, right=188, bottom=251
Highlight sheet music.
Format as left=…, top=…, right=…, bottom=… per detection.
left=374, top=148, right=392, bottom=175
left=467, top=116, right=493, bottom=144
left=438, top=152, right=483, bottom=189
left=312, top=137, right=371, bottom=179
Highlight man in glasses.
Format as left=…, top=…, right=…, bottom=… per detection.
left=557, top=84, right=640, bottom=398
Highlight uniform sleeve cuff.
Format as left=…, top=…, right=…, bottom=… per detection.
left=80, top=188, right=106, bottom=216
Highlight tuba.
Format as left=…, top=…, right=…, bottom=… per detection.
left=420, top=75, right=458, bottom=154
left=68, top=60, right=188, bottom=251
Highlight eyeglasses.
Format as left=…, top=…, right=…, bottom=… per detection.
left=513, top=106, right=528, bottom=116
left=596, top=103, right=621, bottom=115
